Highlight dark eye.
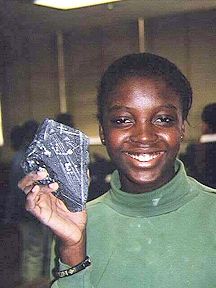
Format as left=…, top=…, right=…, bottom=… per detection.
left=111, top=117, right=133, bottom=126
left=154, top=116, right=175, bottom=126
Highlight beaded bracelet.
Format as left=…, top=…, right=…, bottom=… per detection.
left=55, top=256, right=91, bottom=278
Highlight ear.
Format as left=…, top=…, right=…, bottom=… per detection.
left=99, top=124, right=105, bottom=145
left=180, top=121, right=186, bottom=140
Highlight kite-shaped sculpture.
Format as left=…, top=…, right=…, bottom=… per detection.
left=21, top=118, right=89, bottom=212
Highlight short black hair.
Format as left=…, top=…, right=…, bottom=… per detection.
left=56, top=113, right=74, bottom=127
left=10, top=120, right=39, bottom=151
left=10, top=125, right=24, bottom=151
left=97, top=53, right=192, bottom=124
left=201, top=103, right=216, bottom=133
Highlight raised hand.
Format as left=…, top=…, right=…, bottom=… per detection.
left=18, top=170, right=87, bottom=265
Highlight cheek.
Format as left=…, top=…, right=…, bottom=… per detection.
left=105, top=130, right=121, bottom=146
left=104, top=129, right=126, bottom=152
left=162, top=130, right=181, bottom=150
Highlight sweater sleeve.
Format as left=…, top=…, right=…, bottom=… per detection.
left=51, top=265, right=93, bottom=288
left=50, top=240, right=94, bottom=288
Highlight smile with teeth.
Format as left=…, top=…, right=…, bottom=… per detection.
left=125, top=152, right=163, bottom=162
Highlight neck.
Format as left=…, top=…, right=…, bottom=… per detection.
left=119, top=167, right=175, bottom=194
left=104, top=159, right=200, bottom=217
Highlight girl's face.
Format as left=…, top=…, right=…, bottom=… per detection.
left=99, top=77, right=185, bottom=193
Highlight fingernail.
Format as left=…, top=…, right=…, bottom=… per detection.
left=36, top=170, right=47, bottom=177
left=32, top=185, right=39, bottom=193
left=49, top=182, right=58, bottom=190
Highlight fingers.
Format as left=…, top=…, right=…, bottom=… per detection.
left=25, top=184, right=40, bottom=211
left=25, top=185, right=53, bottom=223
left=18, top=170, right=47, bottom=193
left=25, top=185, right=52, bottom=210
left=25, top=183, right=57, bottom=210
left=18, top=170, right=59, bottom=195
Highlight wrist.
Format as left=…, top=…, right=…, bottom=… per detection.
left=55, top=256, right=91, bottom=279
left=59, top=232, right=86, bottom=266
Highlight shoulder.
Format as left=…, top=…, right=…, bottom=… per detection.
left=86, top=192, right=111, bottom=217
left=188, top=176, right=216, bottom=200
left=181, top=177, right=216, bottom=225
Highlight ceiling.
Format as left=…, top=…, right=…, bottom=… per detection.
left=1, top=0, right=216, bottom=34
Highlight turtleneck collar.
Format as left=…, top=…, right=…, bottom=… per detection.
left=103, top=159, right=199, bottom=217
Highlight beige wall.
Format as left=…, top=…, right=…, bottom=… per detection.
left=0, top=10, right=215, bottom=162
left=146, top=10, right=216, bottom=143
left=64, top=22, right=138, bottom=137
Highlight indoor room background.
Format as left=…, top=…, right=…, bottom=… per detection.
left=0, top=1, right=215, bottom=287
left=0, top=2, right=215, bottom=163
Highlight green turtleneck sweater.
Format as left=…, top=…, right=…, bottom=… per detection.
left=51, top=160, right=216, bottom=287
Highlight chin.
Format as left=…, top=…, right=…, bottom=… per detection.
left=128, top=169, right=172, bottom=188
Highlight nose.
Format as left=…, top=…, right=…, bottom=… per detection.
left=129, top=121, right=158, bottom=144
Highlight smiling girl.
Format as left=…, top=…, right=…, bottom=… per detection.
left=19, top=53, right=216, bottom=287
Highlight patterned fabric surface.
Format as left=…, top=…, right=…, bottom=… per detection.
left=21, top=119, right=89, bottom=212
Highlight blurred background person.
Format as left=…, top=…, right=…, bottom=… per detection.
left=88, top=153, right=115, bottom=201
left=5, top=119, right=52, bottom=286
left=55, top=113, right=74, bottom=127
left=5, top=121, right=38, bottom=224
left=180, top=103, right=216, bottom=188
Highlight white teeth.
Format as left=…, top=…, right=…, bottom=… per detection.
left=126, top=152, right=161, bottom=162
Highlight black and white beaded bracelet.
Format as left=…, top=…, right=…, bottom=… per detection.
left=55, top=256, right=91, bottom=279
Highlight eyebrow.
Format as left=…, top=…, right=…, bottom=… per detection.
left=161, top=104, right=177, bottom=110
left=108, top=105, right=128, bottom=112
left=108, top=103, right=178, bottom=112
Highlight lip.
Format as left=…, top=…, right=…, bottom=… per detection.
left=123, top=150, right=165, bottom=167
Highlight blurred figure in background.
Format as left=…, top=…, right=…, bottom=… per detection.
left=88, top=153, right=115, bottom=201
left=5, top=120, right=52, bottom=285
left=10, top=124, right=24, bottom=151
left=6, top=120, right=39, bottom=223
left=180, top=103, right=216, bottom=188
left=55, top=112, right=74, bottom=127
left=0, top=125, right=23, bottom=221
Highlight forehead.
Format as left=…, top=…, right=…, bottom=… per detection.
left=106, top=77, right=182, bottom=109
